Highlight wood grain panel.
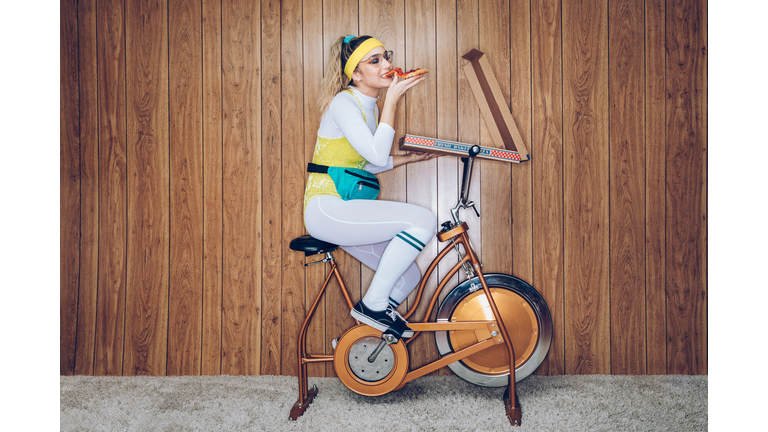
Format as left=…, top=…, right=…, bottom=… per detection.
left=322, top=0, right=359, bottom=377
left=435, top=0, right=459, bottom=376
left=221, top=0, right=262, bottom=376
left=509, top=0, right=533, bottom=283
left=260, top=0, right=282, bottom=376
left=302, top=0, right=326, bottom=378
left=60, top=0, right=80, bottom=376
left=457, top=0, right=482, bottom=261
left=531, top=0, right=564, bottom=376
left=644, top=0, right=667, bottom=375
left=436, top=0, right=459, bottom=299
left=478, top=0, right=512, bottom=276
left=75, top=0, right=100, bottom=376
left=280, top=0, right=306, bottom=377
left=665, top=0, right=707, bottom=375
left=404, top=0, right=439, bottom=373
left=168, top=0, right=203, bottom=376
left=562, top=0, right=610, bottom=375
left=359, top=0, right=403, bottom=69
left=124, top=0, right=170, bottom=376
left=609, top=0, right=646, bottom=375
left=202, top=0, right=223, bottom=376
left=94, top=0, right=127, bottom=376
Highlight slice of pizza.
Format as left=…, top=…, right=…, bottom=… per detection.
left=381, top=68, right=429, bottom=79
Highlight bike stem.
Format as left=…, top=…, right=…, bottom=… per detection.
left=451, top=145, right=482, bottom=224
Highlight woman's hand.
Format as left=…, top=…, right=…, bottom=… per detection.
left=385, top=74, right=426, bottom=104
left=379, top=74, right=426, bottom=129
left=407, top=151, right=435, bottom=163
left=392, top=151, right=438, bottom=168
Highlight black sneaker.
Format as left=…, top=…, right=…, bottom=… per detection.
left=351, top=301, right=414, bottom=338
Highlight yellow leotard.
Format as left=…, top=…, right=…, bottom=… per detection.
left=303, top=90, right=377, bottom=211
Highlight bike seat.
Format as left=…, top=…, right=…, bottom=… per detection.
left=290, top=235, right=338, bottom=256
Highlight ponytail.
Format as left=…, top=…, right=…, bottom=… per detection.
left=317, top=35, right=373, bottom=115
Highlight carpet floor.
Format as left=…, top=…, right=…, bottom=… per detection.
left=61, top=374, right=707, bottom=431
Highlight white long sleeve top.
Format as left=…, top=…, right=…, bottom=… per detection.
left=317, top=86, right=394, bottom=173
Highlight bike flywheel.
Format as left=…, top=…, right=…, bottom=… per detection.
left=435, top=274, right=552, bottom=386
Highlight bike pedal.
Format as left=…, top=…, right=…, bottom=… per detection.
left=381, top=330, right=401, bottom=344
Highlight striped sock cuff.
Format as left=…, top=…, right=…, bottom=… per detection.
left=388, top=297, right=400, bottom=308
left=396, top=231, right=426, bottom=252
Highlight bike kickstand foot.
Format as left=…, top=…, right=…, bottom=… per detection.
left=503, top=386, right=522, bottom=426
left=289, top=384, right=318, bottom=421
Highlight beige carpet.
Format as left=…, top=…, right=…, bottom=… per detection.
left=60, top=374, right=706, bottom=431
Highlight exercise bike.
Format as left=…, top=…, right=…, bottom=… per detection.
left=288, top=145, right=552, bottom=426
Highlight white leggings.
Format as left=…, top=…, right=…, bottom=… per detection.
left=304, top=195, right=437, bottom=311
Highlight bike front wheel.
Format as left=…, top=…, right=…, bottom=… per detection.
left=434, top=273, right=552, bottom=386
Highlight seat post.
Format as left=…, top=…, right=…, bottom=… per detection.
left=304, top=251, right=335, bottom=267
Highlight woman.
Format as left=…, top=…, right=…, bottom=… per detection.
left=303, top=35, right=437, bottom=339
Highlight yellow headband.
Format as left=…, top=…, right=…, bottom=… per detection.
left=344, top=38, right=385, bottom=80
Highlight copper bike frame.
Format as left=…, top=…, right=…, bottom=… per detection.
left=291, top=225, right=521, bottom=425
left=399, top=225, right=520, bottom=423
left=290, top=253, right=354, bottom=421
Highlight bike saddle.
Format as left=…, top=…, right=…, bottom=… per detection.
left=289, top=235, right=338, bottom=256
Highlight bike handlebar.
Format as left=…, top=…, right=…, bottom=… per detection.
left=459, top=145, right=481, bottom=203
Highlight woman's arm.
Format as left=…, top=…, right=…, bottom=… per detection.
left=330, top=96, right=394, bottom=166
left=379, top=75, right=426, bottom=130
left=365, top=151, right=436, bottom=174
left=380, top=76, right=434, bottom=170
left=332, top=75, right=428, bottom=168
left=392, top=151, right=436, bottom=168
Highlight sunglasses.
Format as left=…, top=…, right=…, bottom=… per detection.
left=360, top=50, right=394, bottom=66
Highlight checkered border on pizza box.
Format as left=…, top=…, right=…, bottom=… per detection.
left=401, top=134, right=526, bottom=163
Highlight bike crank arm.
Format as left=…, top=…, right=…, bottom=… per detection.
left=366, top=334, right=398, bottom=363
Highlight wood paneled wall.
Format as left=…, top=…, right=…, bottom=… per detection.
left=60, top=0, right=707, bottom=376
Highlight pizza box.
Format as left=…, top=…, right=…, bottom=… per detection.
left=399, top=134, right=529, bottom=163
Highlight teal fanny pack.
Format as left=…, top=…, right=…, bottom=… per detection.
left=308, top=163, right=380, bottom=201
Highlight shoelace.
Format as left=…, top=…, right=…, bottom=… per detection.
left=385, top=305, right=407, bottom=323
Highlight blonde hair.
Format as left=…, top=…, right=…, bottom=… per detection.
left=317, top=35, right=374, bottom=115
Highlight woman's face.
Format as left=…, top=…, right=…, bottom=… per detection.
left=351, top=46, right=393, bottom=96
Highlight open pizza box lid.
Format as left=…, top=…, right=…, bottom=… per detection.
left=461, top=49, right=529, bottom=159
left=399, top=49, right=529, bottom=163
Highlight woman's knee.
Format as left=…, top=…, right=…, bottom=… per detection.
left=413, top=206, right=437, bottom=234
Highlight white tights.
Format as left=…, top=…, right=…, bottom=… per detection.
left=304, top=195, right=437, bottom=311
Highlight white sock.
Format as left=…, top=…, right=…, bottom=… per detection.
left=362, top=227, right=431, bottom=310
